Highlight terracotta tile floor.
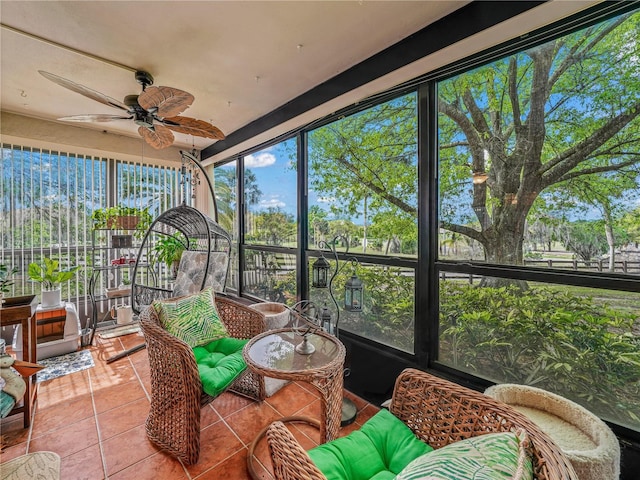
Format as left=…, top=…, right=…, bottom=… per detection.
left=0, top=330, right=379, bottom=479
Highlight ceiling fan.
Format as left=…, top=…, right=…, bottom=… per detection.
left=38, top=70, right=225, bottom=149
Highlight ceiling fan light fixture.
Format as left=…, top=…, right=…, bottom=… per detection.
left=39, top=69, right=225, bottom=149
left=133, top=111, right=155, bottom=128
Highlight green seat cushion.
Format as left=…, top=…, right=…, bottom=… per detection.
left=394, top=431, right=533, bottom=480
left=308, top=408, right=433, bottom=480
left=153, top=287, right=228, bottom=348
left=193, top=337, right=249, bottom=397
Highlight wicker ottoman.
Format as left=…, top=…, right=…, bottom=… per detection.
left=485, top=384, right=620, bottom=480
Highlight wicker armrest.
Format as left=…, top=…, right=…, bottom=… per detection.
left=266, top=420, right=326, bottom=480
left=139, top=306, right=203, bottom=464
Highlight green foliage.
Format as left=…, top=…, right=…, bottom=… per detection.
left=28, top=257, right=80, bottom=290
left=249, top=207, right=296, bottom=245
left=439, top=282, right=640, bottom=425
left=560, top=220, right=608, bottom=262
left=0, top=263, right=18, bottom=294
left=308, top=93, right=418, bottom=248
left=436, top=12, right=640, bottom=264
left=320, top=264, right=414, bottom=351
left=152, top=234, right=188, bottom=268
left=91, top=205, right=152, bottom=238
left=620, top=207, right=640, bottom=245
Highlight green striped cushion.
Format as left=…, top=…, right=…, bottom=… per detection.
left=394, top=431, right=533, bottom=480
left=153, top=287, right=228, bottom=348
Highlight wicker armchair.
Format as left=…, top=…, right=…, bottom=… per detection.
left=140, top=296, right=267, bottom=465
left=266, top=368, right=579, bottom=480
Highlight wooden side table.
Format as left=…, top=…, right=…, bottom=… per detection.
left=243, top=328, right=346, bottom=443
left=0, top=295, right=38, bottom=427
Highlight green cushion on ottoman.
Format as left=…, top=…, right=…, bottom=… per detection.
left=193, top=337, right=249, bottom=397
left=308, top=408, right=433, bottom=480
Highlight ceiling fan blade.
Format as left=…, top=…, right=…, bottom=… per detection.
left=162, top=116, right=225, bottom=140
left=138, top=86, right=194, bottom=118
left=138, top=125, right=174, bottom=149
left=58, top=114, right=132, bottom=123
left=39, top=70, right=130, bottom=112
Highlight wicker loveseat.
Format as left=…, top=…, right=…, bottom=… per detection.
left=140, top=296, right=267, bottom=465
left=266, top=368, right=579, bottom=480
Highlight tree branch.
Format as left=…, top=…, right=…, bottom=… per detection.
left=556, top=158, right=640, bottom=183
left=440, top=220, right=485, bottom=244
left=541, top=102, right=640, bottom=187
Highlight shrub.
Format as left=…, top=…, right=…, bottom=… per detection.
left=439, top=282, right=640, bottom=426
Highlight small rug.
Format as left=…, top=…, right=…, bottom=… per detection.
left=36, top=349, right=94, bottom=383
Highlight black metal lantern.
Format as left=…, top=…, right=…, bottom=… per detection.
left=344, top=273, right=363, bottom=312
left=320, top=304, right=333, bottom=334
left=312, top=255, right=331, bottom=288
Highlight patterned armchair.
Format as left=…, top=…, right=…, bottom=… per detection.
left=266, top=368, right=579, bottom=480
left=140, top=296, right=266, bottom=465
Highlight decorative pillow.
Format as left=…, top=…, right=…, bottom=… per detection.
left=394, top=430, right=533, bottom=480
left=152, top=287, right=228, bottom=348
left=172, top=251, right=228, bottom=297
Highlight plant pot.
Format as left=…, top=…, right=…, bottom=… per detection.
left=41, top=289, right=62, bottom=308
left=116, top=215, right=139, bottom=230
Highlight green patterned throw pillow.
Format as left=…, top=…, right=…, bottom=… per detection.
left=153, top=287, right=228, bottom=348
left=394, top=430, right=533, bottom=480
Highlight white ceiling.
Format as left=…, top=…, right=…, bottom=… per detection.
left=1, top=1, right=467, bottom=152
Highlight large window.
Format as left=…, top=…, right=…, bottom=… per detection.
left=209, top=3, right=639, bottom=438
left=1, top=146, right=106, bottom=305
left=1, top=144, right=181, bottom=316
left=308, top=93, right=418, bottom=352
left=242, top=139, right=298, bottom=301
left=308, top=93, right=418, bottom=257
left=244, top=140, right=297, bottom=247
left=436, top=9, right=640, bottom=431
left=214, top=160, right=239, bottom=291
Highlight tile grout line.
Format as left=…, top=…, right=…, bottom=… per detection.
left=88, top=347, right=112, bottom=479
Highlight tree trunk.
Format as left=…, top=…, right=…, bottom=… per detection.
left=603, top=208, right=616, bottom=272
left=478, top=204, right=530, bottom=290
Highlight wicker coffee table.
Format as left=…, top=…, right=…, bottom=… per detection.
left=243, top=328, right=346, bottom=443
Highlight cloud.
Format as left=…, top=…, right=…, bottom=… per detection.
left=245, top=152, right=276, bottom=168
left=259, top=197, right=286, bottom=208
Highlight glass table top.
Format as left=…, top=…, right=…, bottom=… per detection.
left=246, top=329, right=342, bottom=373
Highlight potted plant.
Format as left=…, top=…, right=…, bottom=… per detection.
left=91, top=206, right=152, bottom=239
left=28, top=257, right=80, bottom=307
left=153, top=234, right=188, bottom=278
left=0, top=263, right=18, bottom=306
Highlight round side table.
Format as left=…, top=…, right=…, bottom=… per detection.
left=243, top=328, right=346, bottom=444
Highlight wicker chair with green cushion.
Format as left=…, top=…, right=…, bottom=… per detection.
left=266, top=368, right=579, bottom=480
left=140, top=292, right=266, bottom=465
